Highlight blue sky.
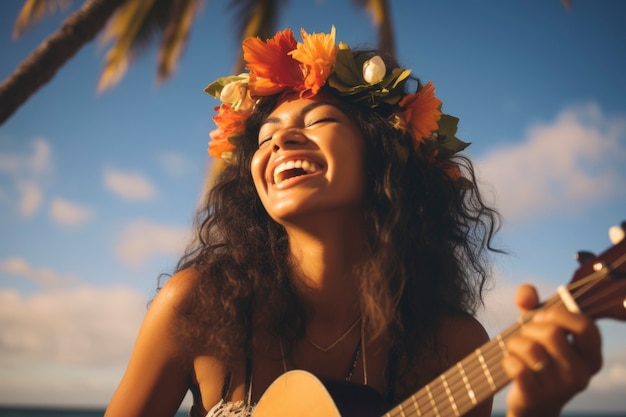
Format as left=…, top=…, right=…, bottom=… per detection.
left=1, top=0, right=625, bottom=412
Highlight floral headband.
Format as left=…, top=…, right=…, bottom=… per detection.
left=205, top=26, right=470, bottom=183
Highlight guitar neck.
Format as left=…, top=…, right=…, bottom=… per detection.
left=387, top=294, right=563, bottom=417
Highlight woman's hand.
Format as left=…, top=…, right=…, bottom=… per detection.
left=502, top=284, right=603, bottom=417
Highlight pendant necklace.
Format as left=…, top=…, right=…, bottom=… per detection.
left=305, top=316, right=362, bottom=353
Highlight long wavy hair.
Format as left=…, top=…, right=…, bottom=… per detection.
left=173, top=53, right=501, bottom=379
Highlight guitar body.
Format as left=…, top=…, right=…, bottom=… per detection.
left=253, top=370, right=388, bottom=417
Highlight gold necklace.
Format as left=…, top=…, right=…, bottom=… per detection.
left=305, top=316, right=362, bottom=353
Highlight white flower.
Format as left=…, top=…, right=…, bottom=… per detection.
left=219, top=75, right=254, bottom=111
left=362, top=56, right=386, bottom=84
left=220, top=74, right=250, bottom=104
left=220, top=80, right=245, bottom=104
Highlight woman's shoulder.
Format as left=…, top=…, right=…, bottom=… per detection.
left=436, top=313, right=490, bottom=364
left=155, top=268, right=203, bottom=307
left=397, top=313, right=490, bottom=395
left=139, top=268, right=205, bottom=343
left=103, top=268, right=208, bottom=417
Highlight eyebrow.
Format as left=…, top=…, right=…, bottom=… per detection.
left=261, top=101, right=338, bottom=127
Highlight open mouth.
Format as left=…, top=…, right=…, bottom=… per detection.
left=273, top=159, right=321, bottom=184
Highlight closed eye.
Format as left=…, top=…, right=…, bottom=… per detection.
left=306, top=117, right=336, bottom=128
left=258, top=136, right=272, bottom=148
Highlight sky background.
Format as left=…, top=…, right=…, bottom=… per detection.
left=1, top=0, right=625, bottom=413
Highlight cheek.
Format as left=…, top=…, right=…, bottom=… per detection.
left=250, top=150, right=268, bottom=192
left=336, top=134, right=365, bottom=175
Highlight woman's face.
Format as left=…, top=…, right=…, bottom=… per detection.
left=250, top=94, right=366, bottom=224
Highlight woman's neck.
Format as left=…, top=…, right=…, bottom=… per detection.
left=284, top=213, right=366, bottom=324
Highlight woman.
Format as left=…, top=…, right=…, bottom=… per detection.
left=104, top=27, right=602, bottom=417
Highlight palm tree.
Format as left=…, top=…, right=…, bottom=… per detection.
left=0, top=0, right=128, bottom=125
left=0, top=0, right=396, bottom=126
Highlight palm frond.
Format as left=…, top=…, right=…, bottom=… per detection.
left=98, top=0, right=158, bottom=92
left=157, top=0, right=204, bottom=83
left=13, top=0, right=72, bottom=39
left=98, top=0, right=205, bottom=92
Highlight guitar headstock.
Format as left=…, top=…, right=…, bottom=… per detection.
left=570, top=221, right=626, bottom=321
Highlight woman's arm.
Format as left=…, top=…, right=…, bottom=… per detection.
left=502, top=284, right=603, bottom=417
left=104, top=269, right=215, bottom=417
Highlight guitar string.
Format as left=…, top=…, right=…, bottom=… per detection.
left=386, top=336, right=523, bottom=417
left=558, top=251, right=626, bottom=319
left=386, top=327, right=530, bottom=416
left=384, top=251, right=626, bottom=416
left=386, top=263, right=621, bottom=417
left=566, top=251, right=626, bottom=293
left=385, top=296, right=566, bottom=417
left=393, top=332, right=525, bottom=417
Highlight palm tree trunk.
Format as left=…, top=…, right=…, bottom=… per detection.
left=373, top=0, right=395, bottom=56
left=0, top=0, right=129, bottom=126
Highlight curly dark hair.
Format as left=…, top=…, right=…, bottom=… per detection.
left=172, top=53, right=501, bottom=376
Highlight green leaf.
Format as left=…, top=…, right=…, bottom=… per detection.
left=330, top=43, right=363, bottom=87
left=328, top=48, right=412, bottom=108
left=436, top=114, right=470, bottom=158
left=204, top=75, right=248, bottom=98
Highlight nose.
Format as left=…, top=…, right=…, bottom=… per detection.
left=270, top=127, right=307, bottom=152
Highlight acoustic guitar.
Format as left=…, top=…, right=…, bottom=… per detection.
left=254, top=222, right=626, bottom=417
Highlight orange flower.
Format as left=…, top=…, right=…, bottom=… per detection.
left=208, top=104, right=249, bottom=158
left=398, top=81, right=442, bottom=142
left=289, top=26, right=338, bottom=97
left=243, top=28, right=302, bottom=96
left=208, top=129, right=236, bottom=158
left=433, top=158, right=461, bottom=181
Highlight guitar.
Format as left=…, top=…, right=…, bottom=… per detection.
left=253, top=223, right=626, bottom=417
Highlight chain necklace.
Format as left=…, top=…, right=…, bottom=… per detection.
left=279, top=318, right=368, bottom=384
left=305, top=316, right=362, bottom=353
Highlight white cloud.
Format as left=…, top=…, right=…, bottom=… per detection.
left=592, top=358, right=626, bottom=390
left=50, top=197, right=94, bottom=225
left=29, top=139, right=52, bottom=173
left=0, top=363, right=127, bottom=407
left=476, top=103, right=626, bottom=222
left=103, top=167, right=157, bottom=201
left=0, top=285, right=149, bottom=406
left=0, top=139, right=53, bottom=217
left=0, top=138, right=52, bottom=175
left=0, top=257, right=78, bottom=287
left=479, top=273, right=557, bottom=335
left=15, top=180, right=43, bottom=217
left=116, top=220, right=191, bottom=268
left=158, top=151, right=191, bottom=178
left=0, top=286, right=146, bottom=366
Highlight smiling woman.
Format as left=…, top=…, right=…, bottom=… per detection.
left=103, top=27, right=604, bottom=417
left=251, top=96, right=366, bottom=224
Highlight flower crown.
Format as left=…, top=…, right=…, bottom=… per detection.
left=205, top=26, right=470, bottom=183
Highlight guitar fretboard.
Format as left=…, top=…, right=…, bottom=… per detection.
left=385, top=294, right=564, bottom=417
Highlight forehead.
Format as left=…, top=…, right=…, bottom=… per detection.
left=265, top=92, right=345, bottom=119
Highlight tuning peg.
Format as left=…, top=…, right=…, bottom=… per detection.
left=576, top=251, right=596, bottom=264
left=609, top=222, right=625, bottom=245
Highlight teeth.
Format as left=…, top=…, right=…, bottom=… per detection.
left=273, top=159, right=320, bottom=184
